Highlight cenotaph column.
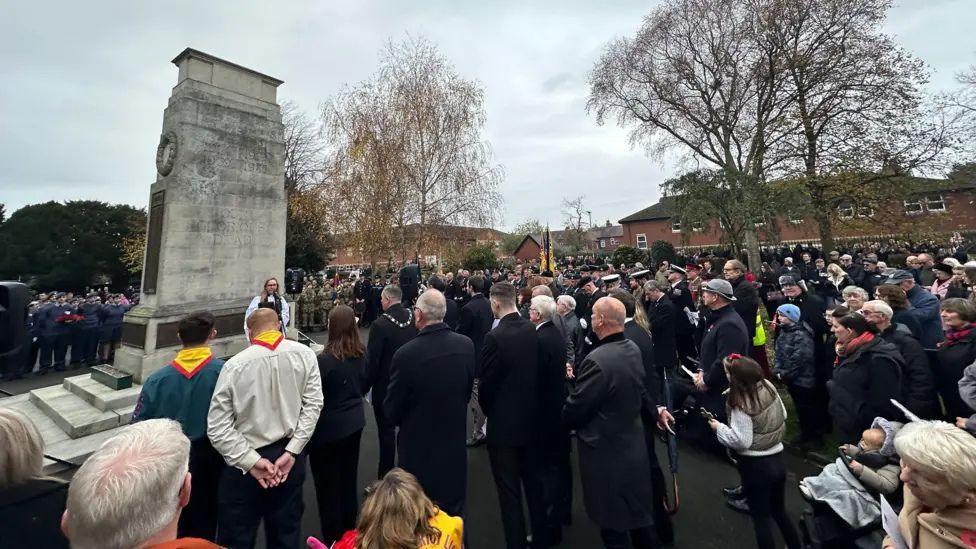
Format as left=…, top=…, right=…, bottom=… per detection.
left=115, top=48, right=286, bottom=382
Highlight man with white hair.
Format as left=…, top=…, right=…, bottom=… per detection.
left=529, top=294, right=574, bottom=541
left=860, top=300, right=940, bottom=419
left=557, top=294, right=585, bottom=368
left=62, top=419, right=220, bottom=549
left=207, top=308, right=323, bottom=548
left=385, top=288, right=475, bottom=518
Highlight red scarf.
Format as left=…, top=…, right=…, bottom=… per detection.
left=941, top=323, right=975, bottom=348
left=835, top=331, right=875, bottom=364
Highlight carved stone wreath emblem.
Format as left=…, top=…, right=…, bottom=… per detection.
left=155, top=131, right=178, bottom=176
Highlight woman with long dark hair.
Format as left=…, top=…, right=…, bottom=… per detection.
left=708, top=354, right=800, bottom=549
left=307, top=305, right=366, bottom=545
left=244, top=277, right=290, bottom=338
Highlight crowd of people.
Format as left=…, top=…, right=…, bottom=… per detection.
left=1, top=287, right=136, bottom=380
left=2, top=239, right=976, bottom=549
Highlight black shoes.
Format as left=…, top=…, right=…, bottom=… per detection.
left=726, top=497, right=751, bottom=514
left=723, top=485, right=745, bottom=499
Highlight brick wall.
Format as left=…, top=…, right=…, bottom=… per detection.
left=621, top=189, right=976, bottom=250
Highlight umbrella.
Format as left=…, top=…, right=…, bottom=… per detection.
left=661, top=367, right=680, bottom=514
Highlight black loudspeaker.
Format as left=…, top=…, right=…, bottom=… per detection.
left=0, top=282, right=31, bottom=376
left=285, top=268, right=305, bottom=295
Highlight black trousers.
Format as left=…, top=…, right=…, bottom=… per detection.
left=38, top=334, right=68, bottom=370
left=544, top=441, right=573, bottom=528
left=599, top=526, right=657, bottom=549
left=216, top=440, right=306, bottom=549
left=488, top=443, right=548, bottom=549
left=737, top=453, right=801, bottom=549
left=178, top=437, right=224, bottom=541
left=372, top=399, right=396, bottom=478
left=787, top=385, right=823, bottom=441
left=675, top=332, right=698, bottom=368
left=308, top=429, right=362, bottom=546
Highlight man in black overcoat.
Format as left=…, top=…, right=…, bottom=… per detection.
left=609, top=289, right=674, bottom=544
left=563, top=297, right=672, bottom=548
left=481, top=282, right=548, bottom=549
left=458, top=274, right=494, bottom=446
left=365, top=284, right=418, bottom=478
left=529, top=294, right=573, bottom=543
left=667, top=266, right=699, bottom=368
left=644, top=280, right=677, bottom=376
left=384, top=288, right=474, bottom=518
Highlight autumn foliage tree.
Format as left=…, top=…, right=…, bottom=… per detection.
left=321, top=36, right=503, bottom=269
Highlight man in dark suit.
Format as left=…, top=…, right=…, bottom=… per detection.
left=644, top=280, right=678, bottom=376
left=428, top=275, right=458, bottom=330
left=481, top=282, right=548, bottom=549
left=563, top=297, right=673, bottom=548
left=458, top=274, right=494, bottom=446
left=557, top=295, right=585, bottom=369
left=609, top=289, right=674, bottom=544
left=667, top=266, right=698, bottom=369
left=365, top=285, right=418, bottom=478
left=384, top=289, right=475, bottom=518
left=529, top=294, right=573, bottom=543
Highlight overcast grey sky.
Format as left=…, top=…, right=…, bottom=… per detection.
left=1, top=1, right=973, bottom=230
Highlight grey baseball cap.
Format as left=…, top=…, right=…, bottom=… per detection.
left=701, top=278, right=737, bottom=301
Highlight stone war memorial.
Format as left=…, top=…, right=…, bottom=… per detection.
left=3, top=48, right=288, bottom=462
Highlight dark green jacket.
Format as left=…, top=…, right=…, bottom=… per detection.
left=132, top=357, right=224, bottom=440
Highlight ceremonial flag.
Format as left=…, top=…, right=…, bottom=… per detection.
left=539, top=226, right=556, bottom=273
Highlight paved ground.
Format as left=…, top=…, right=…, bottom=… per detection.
left=0, top=327, right=822, bottom=548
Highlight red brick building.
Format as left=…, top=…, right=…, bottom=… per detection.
left=512, top=223, right=624, bottom=261
left=333, top=224, right=507, bottom=267
left=619, top=178, right=976, bottom=250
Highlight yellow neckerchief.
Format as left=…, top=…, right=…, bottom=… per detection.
left=171, top=347, right=213, bottom=379
left=251, top=330, right=283, bottom=351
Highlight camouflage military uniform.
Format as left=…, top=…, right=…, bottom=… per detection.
left=299, top=282, right=316, bottom=331
left=339, top=282, right=355, bottom=309
left=321, top=283, right=336, bottom=330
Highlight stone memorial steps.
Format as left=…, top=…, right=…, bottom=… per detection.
left=27, top=374, right=141, bottom=439
left=0, top=394, right=124, bottom=472
left=63, top=374, right=141, bottom=411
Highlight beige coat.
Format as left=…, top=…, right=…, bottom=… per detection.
left=884, top=486, right=976, bottom=548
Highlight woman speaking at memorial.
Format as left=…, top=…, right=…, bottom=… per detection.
left=245, top=277, right=290, bottom=338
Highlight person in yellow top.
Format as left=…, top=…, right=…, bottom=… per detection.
left=311, top=468, right=463, bottom=549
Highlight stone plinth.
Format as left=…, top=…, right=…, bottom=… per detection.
left=118, top=48, right=286, bottom=382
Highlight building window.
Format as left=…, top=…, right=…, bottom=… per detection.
left=609, top=238, right=617, bottom=245
left=838, top=205, right=854, bottom=219
left=671, top=220, right=681, bottom=233
left=636, top=234, right=648, bottom=249
left=691, top=221, right=705, bottom=232
left=926, top=195, right=946, bottom=212
left=599, top=240, right=606, bottom=249
left=788, top=214, right=804, bottom=224
left=904, top=199, right=923, bottom=215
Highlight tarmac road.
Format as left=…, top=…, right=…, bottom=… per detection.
left=0, top=326, right=821, bottom=549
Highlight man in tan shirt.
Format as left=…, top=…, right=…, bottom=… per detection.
left=207, top=308, right=323, bottom=548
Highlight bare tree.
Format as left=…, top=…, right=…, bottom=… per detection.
left=766, top=0, right=955, bottom=251
left=588, top=0, right=796, bottom=269
left=281, top=101, right=325, bottom=191
left=561, top=195, right=589, bottom=254
left=382, top=36, right=504, bottom=260
left=320, top=36, right=503, bottom=268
